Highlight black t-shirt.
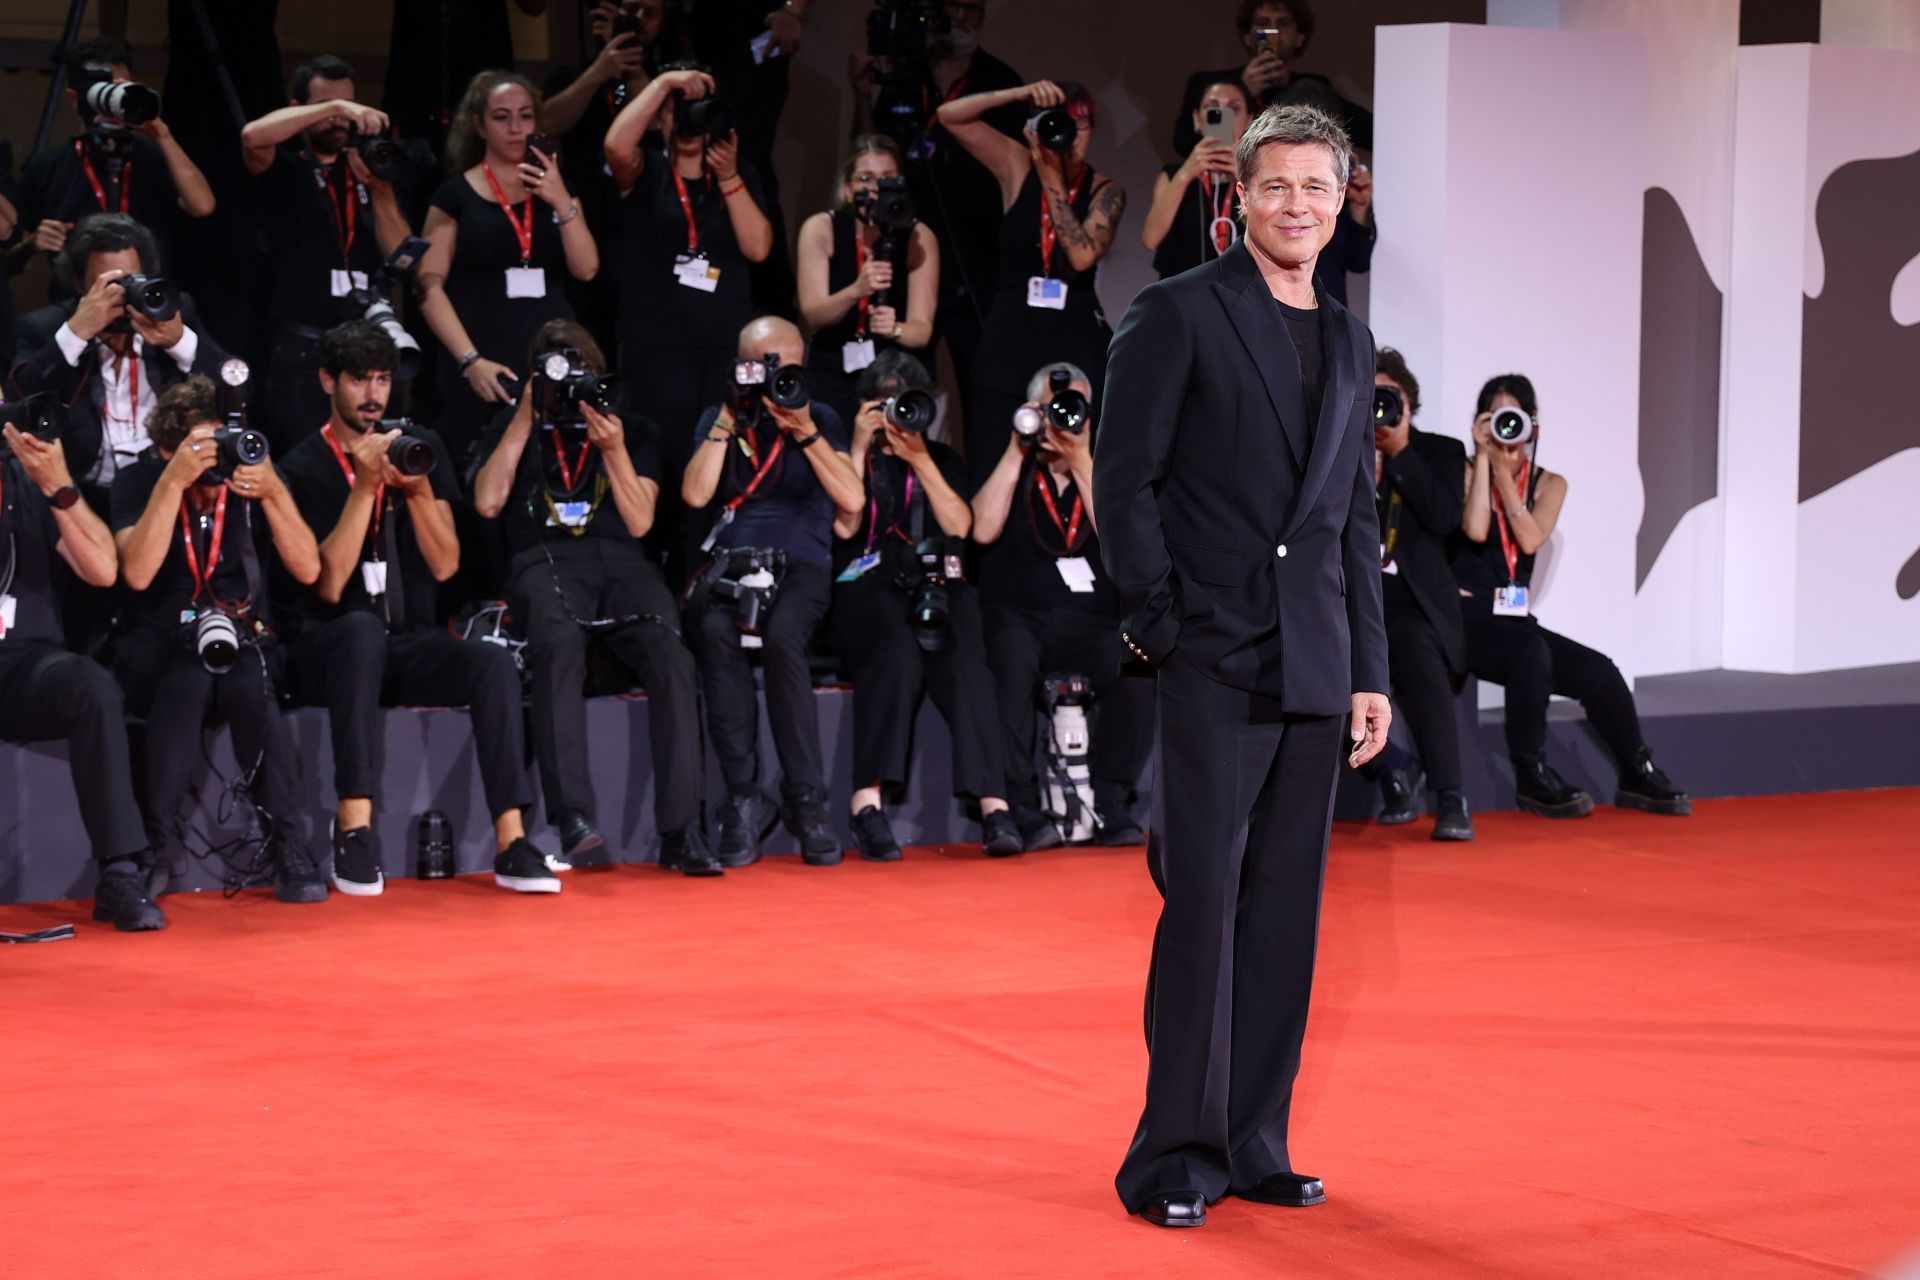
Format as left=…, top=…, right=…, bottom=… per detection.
left=278, top=425, right=461, bottom=633
left=1279, top=299, right=1326, bottom=425
left=109, top=454, right=282, bottom=633
left=0, top=458, right=65, bottom=645
left=979, top=455, right=1117, bottom=615
left=693, top=402, right=849, bottom=571
left=830, top=441, right=966, bottom=581
left=17, top=135, right=183, bottom=298
left=255, top=146, right=396, bottom=332
left=480, top=409, right=665, bottom=556
left=617, top=151, right=768, bottom=351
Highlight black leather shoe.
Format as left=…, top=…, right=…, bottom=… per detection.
left=92, top=865, right=166, bottom=932
left=660, top=826, right=723, bottom=876
left=1094, top=810, right=1146, bottom=846
left=785, top=788, right=843, bottom=866
left=981, top=809, right=1024, bottom=857
left=1617, top=747, right=1692, bottom=816
left=1513, top=756, right=1595, bottom=818
left=271, top=835, right=329, bottom=904
left=1432, top=791, right=1474, bottom=841
left=715, top=792, right=771, bottom=868
left=1015, top=808, right=1064, bottom=852
left=1237, top=1172, right=1326, bottom=1207
left=1140, top=1191, right=1207, bottom=1228
left=558, top=813, right=606, bottom=868
left=1377, top=768, right=1419, bottom=825
left=851, top=805, right=903, bottom=862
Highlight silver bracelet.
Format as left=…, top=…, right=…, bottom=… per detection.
left=552, top=200, right=581, bottom=227
left=457, top=348, right=481, bottom=371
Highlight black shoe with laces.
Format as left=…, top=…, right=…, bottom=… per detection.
left=1376, top=769, right=1420, bottom=826
left=272, top=834, right=330, bottom=904
left=661, top=826, right=724, bottom=876
left=714, top=792, right=771, bottom=869
left=1617, top=747, right=1692, bottom=816
left=1512, top=756, right=1595, bottom=818
left=92, top=863, right=166, bottom=932
left=330, top=823, right=385, bottom=897
left=851, top=805, right=903, bottom=861
left=494, top=838, right=562, bottom=893
left=1432, top=791, right=1475, bottom=841
left=785, top=787, right=843, bottom=866
left=981, top=809, right=1024, bottom=858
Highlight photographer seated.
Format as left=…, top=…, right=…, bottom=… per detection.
left=109, top=376, right=329, bottom=903
left=239, top=55, right=414, bottom=450
left=473, top=320, right=710, bottom=876
left=971, top=361, right=1149, bottom=851
left=1364, top=349, right=1472, bottom=841
left=829, top=351, right=1021, bottom=860
left=1456, top=374, right=1690, bottom=820
left=683, top=316, right=861, bottom=867
left=9, top=36, right=215, bottom=301
left=1172, top=2, right=1371, bottom=159
left=279, top=320, right=558, bottom=896
left=0, top=411, right=166, bottom=930
left=796, top=135, right=939, bottom=426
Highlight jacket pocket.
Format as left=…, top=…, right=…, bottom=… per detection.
left=1170, top=541, right=1247, bottom=588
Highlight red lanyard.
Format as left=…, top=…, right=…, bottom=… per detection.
left=1037, top=172, right=1087, bottom=278
left=1208, top=175, right=1235, bottom=254
left=310, top=154, right=359, bottom=262
left=321, top=422, right=383, bottom=548
left=671, top=168, right=706, bottom=254
left=76, top=139, right=131, bottom=212
left=106, top=347, right=140, bottom=437
left=1034, top=469, right=1084, bottom=550
left=725, top=430, right=786, bottom=514
left=481, top=163, right=535, bottom=264
left=178, top=486, right=230, bottom=604
left=863, top=471, right=915, bottom=555
left=545, top=425, right=594, bottom=493
left=852, top=228, right=869, bottom=337
left=1492, top=458, right=1532, bottom=584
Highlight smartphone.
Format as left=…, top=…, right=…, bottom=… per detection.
left=1254, top=26, right=1284, bottom=51
left=611, top=12, right=644, bottom=41
left=524, top=132, right=558, bottom=171
left=1200, top=106, right=1235, bottom=146
left=383, top=235, right=431, bottom=279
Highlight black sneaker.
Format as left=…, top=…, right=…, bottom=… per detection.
left=1513, top=756, right=1595, bottom=818
left=92, top=864, right=166, bottom=932
left=981, top=809, right=1024, bottom=858
left=555, top=812, right=605, bottom=871
left=660, top=826, right=724, bottom=877
left=1432, top=792, right=1475, bottom=841
left=1617, top=748, right=1692, bottom=816
left=785, top=788, right=843, bottom=866
left=715, top=791, right=772, bottom=869
left=330, top=823, right=385, bottom=897
left=1015, top=808, right=1064, bottom=852
left=494, top=838, right=562, bottom=893
left=272, top=834, right=330, bottom=904
left=851, top=805, right=903, bottom=862
left=1377, top=769, right=1419, bottom=826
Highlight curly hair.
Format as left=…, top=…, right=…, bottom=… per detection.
left=147, top=374, right=220, bottom=453
left=1376, top=347, right=1421, bottom=419
left=57, top=213, right=160, bottom=295
left=444, top=70, right=544, bottom=174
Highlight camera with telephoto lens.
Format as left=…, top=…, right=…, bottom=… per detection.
left=732, top=354, right=812, bottom=415
left=193, top=609, right=241, bottom=674
left=709, top=547, right=786, bottom=649
left=1013, top=371, right=1088, bottom=446
left=1490, top=406, right=1534, bottom=446
left=1372, top=385, right=1404, bottom=431
left=0, top=392, right=61, bottom=457
left=853, top=176, right=916, bottom=234
left=881, top=388, right=937, bottom=434
left=677, top=95, right=736, bottom=140
left=351, top=128, right=403, bottom=183
left=906, top=535, right=966, bottom=652
left=75, top=65, right=162, bottom=127
left=378, top=418, right=436, bottom=477
left=340, top=236, right=430, bottom=380
left=1028, top=107, right=1078, bottom=154
left=532, top=348, right=622, bottom=427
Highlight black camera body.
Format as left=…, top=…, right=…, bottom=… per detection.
left=1372, top=385, right=1405, bottom=431
left=731, top=353, right=812, bottom=417
left=205, top=426, right=270, bottom=484
left=351, top=129, right=403, bottom=183
left=881, top=388, right=938, bottom=434
left=0, top=392, right=62, bottom=458
left=907, top=535, right=966, bottom=652
left=341, top=235, right=430, bottom=381
left=867, top=0, right=948, bottom=59
left=709, top=546, right=787, bottom=647
left=378, top=418, right=436, bottom=478
left=1013, top=370, right=1090, bottom=446
left=532, top=348, right=621, bottom=427
left=677, top=95, right=736, bottom=140
left=105, top=274, right=180, bottom=335
left=854, top=177, right=916, bottom=235
left=1029, top=107, right=1078, bottom=154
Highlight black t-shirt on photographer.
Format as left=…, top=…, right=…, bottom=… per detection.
left=479, top=408, right=665, bottom=556
left=619, top=150, right=769, bottom=352
left=0, top=458, right=65, bottom=646
left=693, top=401, right=849, bottom=572
left=255, top=146, right=395, bottom=333
left=109, top=453, right=281, bottom=634
left=905, top=50, right=1024, bottom=306
left=978, top=454, right=1117, bottom=615
left=277, top=424, right=461, bottom=634
left=830, top=440, right=965, bottom=582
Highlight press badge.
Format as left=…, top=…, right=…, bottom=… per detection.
left=361, top=560, right=388, bottom=598
left=505, top=266, right=548, bottom=299
left=837, top=551, right=881, bottom=583
left=1027, top=276, right=1068, bottom=310
left=1055, top=556, right=1097, bottom=593
left=675, top=253, right=720, bottom=293
left=549, top=501, right=593, bottom=528
left=0, top=593, right=16, bottom=639
left=842, top=338, right=877, bottom=373
left=1493, top=585, right=1529, bottom=617
left=330, top=269, right=370, bottom=298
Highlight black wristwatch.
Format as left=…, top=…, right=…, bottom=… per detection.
left=48, top=485, right=82, bottom=511
left=794, top=431, right=823, bottom=449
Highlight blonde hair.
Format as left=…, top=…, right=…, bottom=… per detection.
left=445, top=70, right=544, bottom=174
left=835, top=134, right=905, bottom=209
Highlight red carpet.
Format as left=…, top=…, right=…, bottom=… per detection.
left=5, top=791, right=1918, bottom=1278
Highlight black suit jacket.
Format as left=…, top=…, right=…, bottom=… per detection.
left=1095, top=240, right=1388, bottom=717
left=1381, top=425, right=1467, bottom=673
left=8, top=294, right=228, bottom=485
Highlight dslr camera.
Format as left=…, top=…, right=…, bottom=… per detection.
left=0, top=392, right=62, bottom=457
left=204, top=359, right=270, bottom=484
left=906, top=535, right=966, bottom=652
left=377, top=418, right=437, bottom=478
left=350, top=127, right=403, bottom=184
left=708, top=546, right=787, bottom=650
left=74, top=64, right=162, bottom=129
left=853, top=176, right=915, bottom=236
left=340, top=236, right=429, bottom=380
left=532, top=348, right=622, bottom=427
left=677, top=95, right=736, bottom=141
left=879, top=387, right=938, bottom=434
left=1490, top=406, right=1534, bottom=446
left=731, top=354, right=812, bottom=416
left=103, top=274, right=181, bottom=336
left=1028, top=105, right=1078, bottom=154
left=1371, top=385, right=1404, bottom=431
left=1012, top=369, right=1090, bottom=445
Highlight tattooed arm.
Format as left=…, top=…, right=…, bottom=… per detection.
left=1041, top=175, right=1126, bottom=275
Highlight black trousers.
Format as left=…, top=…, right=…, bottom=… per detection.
left=696, top=560, right=830, bottom=799
left=1382, top=599, right=1465, bottom=793
left=0, top=640, right=148, bottom=863
left=983, top=600, right=1153, bottom=813
left=1115, top=654, right=1344, bottom=1212
left=830, top=573, right=1002, bottom=800
left=623, top=339, right=737, bottom=583
left=1460, top=596, right=1645, bottom=768
left=283, top=614, right=532, bottom=820
left=508, top=540, right=702, bottom=835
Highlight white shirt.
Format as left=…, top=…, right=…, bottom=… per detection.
left=54, top=320, right=200, bottom=486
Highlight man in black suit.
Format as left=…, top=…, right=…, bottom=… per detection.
left=1365, top=348, right=1472, bottom=840
left=1095, top=103, right=1390, bottom=1229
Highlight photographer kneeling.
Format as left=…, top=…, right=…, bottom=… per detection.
left=473, top=320, right=710, bottom=876
left=109, top=376, right=329, bottom=902
left=683, top=316, right=862, bottom=867
left=829, top=351, right=1021, bottom=860
left=1456, top=374, right=1690, bottom=819
left=280, top=320, right=558, bottom=896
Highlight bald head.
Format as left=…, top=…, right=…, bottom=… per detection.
left=738, top=316, right=804, bottom=367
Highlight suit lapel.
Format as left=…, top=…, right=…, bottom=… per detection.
left=1212, top=244, right=1310, bottom=469
left=1283, top=300, right=1356, bottom=541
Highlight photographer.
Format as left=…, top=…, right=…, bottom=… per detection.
left=416, top=71, right=600, bottom=464
left=109, top=376, right=329, bottom=904
left=935, top=80, right=1126, bottom=489
left=11, top=214, right=228, bottom=506
left=239, top=56, right=414, bottom=450
left=278, top=321, right=560, bottom=895
left=0, top=414, right=166, bottom=930
left=1365, top=349, right=1471, bottom=840
left=796, top=136, right=940, bottom=425
left=829, top=351, right=1021, bottom=860
left=1141, top=78, right=1251, bottom=280
left=10, top=37, right=215, bottom=300
left=683, top=316, right=860, bottom=866
left=473, top=320, right=712, bottom=876
left=1455, top=373, right=1690, bottom=819
left=1171, top=2, right=1371, bottom=157
left=971, top=361, right=1150, bottom=850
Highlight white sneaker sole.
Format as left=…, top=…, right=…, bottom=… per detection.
left=495, top=873, right=562, bottom=894
left=543, top=854, right=573, bottom=873
left=331, top=875, right=385, bottom=897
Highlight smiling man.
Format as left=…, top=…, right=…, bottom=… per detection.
left=1094, top=103, right=1391, bottom=1229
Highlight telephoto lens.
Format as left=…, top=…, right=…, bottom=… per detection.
left=83, top=79, right=162, bottom=126
left=1372, top=385, right=1404, bottom=429
left=1030, top=107, right=1077, bottom=153
left=1046, top=387, right=1090, bottom=434
left=882, top=388, right=938, bottom=433
left=194, top=611, right=240, bottom=674
left=386, top=433, right=436, bottom=478
left=416, top=810, right=455, bottom=880
left=116, top=274, right=181, bottom=324
left=1490, top=407, right=1534, bottom=445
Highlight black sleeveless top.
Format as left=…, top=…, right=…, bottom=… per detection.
left=1452, top=464, right=1546, bottom=594
left=808, top=207, right=913, bottom=364
left=970, top=170, right=1113, bottom=396
left=1152, top=163, right=1239, bottom=279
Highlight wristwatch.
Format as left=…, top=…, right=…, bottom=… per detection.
left=48, top=485, right=82, bottom=511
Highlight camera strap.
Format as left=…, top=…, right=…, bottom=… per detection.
left=306, top=150, right=359, bottom=262
left=1037, top=172, right=1088, bottom=278
left=701, top=428, right=785, bottom=553
left=1491, top=457, right=1535, bottom=585
left=544, top=424, right=595, bottom=493
left=481, top=163, right=535, bottom=265
left=178, top=486, right=229, bottom=607
left=1206, top=175, right=1237, bottom=255
left=851, top=226, right=870, bottom=337
left=1032, top=466, right=1085, bottom=554
left=321, top=423, right=385, bottom=550
left=863, top=459, right=917, bottom=556
left=76, top=139, right=131, bottom=213
left=671, top=168, right=709, bottom=254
